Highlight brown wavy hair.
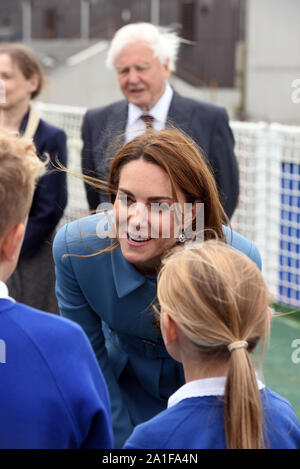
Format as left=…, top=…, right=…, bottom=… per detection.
left=77, top=127, right=229, bottom=258
left=109, top=128, right=227, bottom=236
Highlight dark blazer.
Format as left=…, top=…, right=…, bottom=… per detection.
left=19, top=110, right=68, bottom=257
left=81, top=91, right=239, bottom=218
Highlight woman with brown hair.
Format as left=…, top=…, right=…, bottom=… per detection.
left=124, top=241, right=300, bottom=449
left=0, top=43, right=67, bottom=314
left=53, top=128, right=260, bottom=448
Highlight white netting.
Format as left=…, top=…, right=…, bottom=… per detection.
left=34, top=102, right=90, bottom=224
left=34, top=102, right=300, bottom=308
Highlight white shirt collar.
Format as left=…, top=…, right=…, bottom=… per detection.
left=0, top=281, right=15, bottom=303
left=168, top=375, right=265, bottom=408
left=149, top=81, right=173, bottom=124
left=127, top=81, right=173, bottom=126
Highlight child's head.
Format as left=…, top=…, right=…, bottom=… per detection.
left=157, top=240, right=271, bottom=449
left=158, top=240, right=270, bottom=360
left=0, top=130, right=46, bottom=280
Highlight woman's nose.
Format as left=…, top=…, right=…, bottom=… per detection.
left=128, top=203, right=148, bottom=228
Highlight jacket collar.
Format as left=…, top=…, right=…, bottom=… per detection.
left=167, top=91, right=192, bottom=132
left=97, top=100, right=128, bottom=158
left=110, top=243, right=147, bottom=298
left=19, top=108, right=30, bottom=134
left=109, top=225, right=232, bottom=299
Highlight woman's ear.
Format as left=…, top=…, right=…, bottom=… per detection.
left=180, top=200, right=203, bottom=241
left=192, top=200, right=203, bottom=223
left=28, top=73, right=39, bottom=96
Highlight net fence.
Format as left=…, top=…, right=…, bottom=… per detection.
left=34, top=102, right=300, bottom=308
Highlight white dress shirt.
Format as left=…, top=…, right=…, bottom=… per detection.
left=0, top=280, right=15, bottom=302
left=125, top=82, right=173, bottom=143
left=168, top=375, right=266, bottom=408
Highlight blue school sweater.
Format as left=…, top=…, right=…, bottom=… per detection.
left=123, top=377, right=300, bottom=449
left=0, top=293, right=113, bottom=449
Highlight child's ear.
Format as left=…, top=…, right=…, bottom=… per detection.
left=161, top=312, right=178, bottom=346
left=1, top=223, right=25, bottom=262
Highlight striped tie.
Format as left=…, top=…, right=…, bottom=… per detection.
left=141, top=114, right=154, bottom=130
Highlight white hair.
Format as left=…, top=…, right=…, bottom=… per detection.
left=106, top=22, right=181, bottom=72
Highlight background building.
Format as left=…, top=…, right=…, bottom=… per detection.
left=0, top=0, right=243, bottom=117
left=245, top=0, right=300, bottom=124
left=2, top=0, right=298, bottom=123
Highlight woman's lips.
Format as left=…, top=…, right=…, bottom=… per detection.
left=126, top=233, right=152, bottom=247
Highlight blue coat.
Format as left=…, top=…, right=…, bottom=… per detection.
left=0, top=298, right=113, bottom=449
left=53, top=213, right=261, bottom=448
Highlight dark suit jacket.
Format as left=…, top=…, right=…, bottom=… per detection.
left=19, top=110, right=68, bottom=257
left=81, top=91, right=239, bottom=218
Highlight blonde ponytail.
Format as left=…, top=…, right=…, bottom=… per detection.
left=225, top=347, right=264, bottom=448
left=157, top=240, right=270, bottom=449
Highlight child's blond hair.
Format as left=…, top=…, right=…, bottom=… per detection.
left=0, top=130, right=46, bottom=238
left=157, top=240, right=271, bottom=449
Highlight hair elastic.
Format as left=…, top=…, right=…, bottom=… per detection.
left=228, top=340, right=248, bottom=353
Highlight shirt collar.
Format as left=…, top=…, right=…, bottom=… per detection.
left=0, top=281, right=15, bottom=303
left=150, top=82, right=173, bottom=123
left=127, top=82, right=173, bottom=126
left=168, top=375, right=266, bottom=408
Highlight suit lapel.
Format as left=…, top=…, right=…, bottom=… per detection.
left=108, top=101, right=128, bottom=138
left=97, top=101, right=128, bottom=161
left=167, top=91, right=192, bottom=133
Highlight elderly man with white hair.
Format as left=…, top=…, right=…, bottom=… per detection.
left=81, top=22, right=239, bottom=218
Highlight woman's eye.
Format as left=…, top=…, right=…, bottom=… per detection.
left=151, top=203, right=170, bottom=213
left=118, top=195, right=133, bottom=205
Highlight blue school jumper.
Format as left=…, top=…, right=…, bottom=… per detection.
left=0, top=282, right=113, bottom=449
left=123, top=377, right=300, bottom=449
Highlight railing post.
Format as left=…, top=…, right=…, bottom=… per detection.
left=22, top=0, right=32, bottom=42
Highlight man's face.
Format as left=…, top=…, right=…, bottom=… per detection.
left=114, top=41, right=170, bottom=112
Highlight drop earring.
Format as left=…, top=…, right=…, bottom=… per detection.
left=178, top=230, right=186, bottom=243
